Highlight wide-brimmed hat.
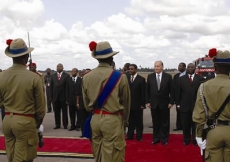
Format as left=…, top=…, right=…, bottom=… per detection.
left=209, top=48, right=230, bottom=65
left=5, top=38, right=34, bottom=58
left=89, top=41, right=119, bottom=59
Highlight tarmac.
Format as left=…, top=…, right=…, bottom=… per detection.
left=0, top=106, right=181, bottom=162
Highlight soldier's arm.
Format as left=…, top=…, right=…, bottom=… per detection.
left=34, top=77, right=46, bottom=128
left=192, top=85, right=206, bottom=137
left=120, top=74, right=131, bottom=125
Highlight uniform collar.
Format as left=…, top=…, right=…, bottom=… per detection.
left=12, top=63, right=27, bottom=69
left=216, top=74, right=229, bottom=79
left=98, top=62, right=111, bottom=68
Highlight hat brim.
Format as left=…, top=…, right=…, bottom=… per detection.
left=5, top=46, right=34, bottom=58
left=213, top=57, right=230, bottom=65
left=91, top=51, right=119, bottom=59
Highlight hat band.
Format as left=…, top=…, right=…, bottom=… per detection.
left=214, top=58, right=230, bottom=63
left=95, top=48, right=113, bottom=55
left=9, top=47, right=28, bottom=54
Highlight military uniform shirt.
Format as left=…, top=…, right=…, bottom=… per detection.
left=82, top=63, right=131, bottom=124
left=193, top=74, right=230, bottom=137
left=0, top=64, right=45, bottom=123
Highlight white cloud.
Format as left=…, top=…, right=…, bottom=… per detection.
left=1, top=0, right=230, bottom=71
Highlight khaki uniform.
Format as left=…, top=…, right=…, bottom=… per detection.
left=193, top=74, right=230, bottom=161
left=0, top=64, right=46, bottom=162
left=82, top=63, right=130, bottom=162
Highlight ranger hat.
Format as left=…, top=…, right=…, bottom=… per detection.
left=89, top=41, right=119, bottom=59
left=209, top=48, right=230, bottom=65
left=5, top=38, right=34, bottom=58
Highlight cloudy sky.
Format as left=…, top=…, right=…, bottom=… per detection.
left=1, top=0, right=230, bottom=70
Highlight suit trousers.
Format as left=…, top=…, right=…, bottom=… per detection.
left=127, top=109, right=143, bottom=139
left=2, top=115, right=38, bottom=162
left=151, top=106, right=170, bottom=142
left=76, top=108, right=81, bottom=128
left=1, top=107, right=5, bottom=121
left=91, top=113, right=126, bottom=162
left=45, top=87, right=52, bottom=112
left=69, top=105, right=77, bottom=128
left=80, top=108, right=90, bottom=135
left=176, top=107, right=182, bottom=129
left=180, top=111, right=196, bottom=143
left=53, top=101, right=68, bottom=127
left=205, top=126, right=230, bottom=162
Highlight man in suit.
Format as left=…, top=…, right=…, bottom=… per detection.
left=66, top=68, right=82, bottom=131
left=44, top=68, right=53, bottom=113
left=126, top=64, right=146, bottom=141
left=146, top=61, right=174, bottom=145
left=173, top=62, right=186, bottom=131
left=50, top=63, right=70, bottom=129
left=177, top=63, right=203, bottom=145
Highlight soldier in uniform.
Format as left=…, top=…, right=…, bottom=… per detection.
left=0, top=38, right=46, bottom=162
left=28, top=62, right=44, bottom=85
left=193, top=49, right=230, bottom=162
left=82, top=41, right=130, bottom=162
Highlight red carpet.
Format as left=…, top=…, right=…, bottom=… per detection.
left=0, top=134, right=202, bottom=162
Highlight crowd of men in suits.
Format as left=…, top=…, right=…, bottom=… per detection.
left=124, top=61, right=210, bottom=146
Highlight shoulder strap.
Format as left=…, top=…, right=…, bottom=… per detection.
left=212, top=94, right=230, bottom=119
left=200, top=83, right=230, bottom=119
left=95, top=70, right=122, bottom=108
left=199, top=83, right=209, bottom=118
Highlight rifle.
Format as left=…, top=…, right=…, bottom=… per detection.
left=27, top=32, right=32, bottom=70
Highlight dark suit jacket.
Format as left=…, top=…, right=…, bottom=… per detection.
left=146, top=72, right=174, bottom=109
left=128, top=74, right=146, bottom=109
left=66, top=77, right=82, bottom=105
left=50, top=72, right=70, bottom=102
left=177, top=74, right=203, bottom=112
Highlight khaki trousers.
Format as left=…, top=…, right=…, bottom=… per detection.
left=205, top=126, right=230, bottom=162
left=2, top=114, right=38, bottom=162
left=91, top=113, right=126, bottom=162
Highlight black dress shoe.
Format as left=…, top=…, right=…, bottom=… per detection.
left=162, top=142, right=168, bottom=146
left=183, top=142, right=190, bottom=146
left=137, top=138, right=142, bottom=142
left=192, top=141, right=198, bottom=146
left=64, top=126, right=68, bottom=129
left=53, top=126, right=60, bottom=129
left=68, top=127, right=75, bottom=131
left=125, top=137, right=134, bottom=140
left=151, top=140, right=160, bottom=144
left=173, top=128, right=182, bottom=131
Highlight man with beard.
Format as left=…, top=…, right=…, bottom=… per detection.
left=66, top=68, right=82, bottom=131
left=173, top=62, right=186, bottom=131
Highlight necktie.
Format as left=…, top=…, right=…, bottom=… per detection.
left=131, top=76, right=134, bottom=83
left=157, top=74, right=160, bottom=90
left=189, top=75, right=193, bottom=83
left=57, top=73, right=61, bottom=81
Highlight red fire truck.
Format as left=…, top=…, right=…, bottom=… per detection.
left=194, top=55, right=215, bottom=79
